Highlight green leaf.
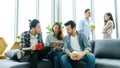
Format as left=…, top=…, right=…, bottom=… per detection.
left=16, top=35, right=20, bottom=38
left=58, top=21, right=62, bottom=25
left=46, top=24, right=52, bottom=33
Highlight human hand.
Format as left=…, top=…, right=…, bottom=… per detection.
left=91, top=28, right=95, bottom=31
left=30, top=45, right=36, bottom=51
left=75, top=52, right=84, bottom=61
left=54, top=43, right=62, bottom=50
left=107, top=29, right=112, bottom=34
left=69, top=51, right=80, bottom=60
left=70, top=53, right=78, bottom=60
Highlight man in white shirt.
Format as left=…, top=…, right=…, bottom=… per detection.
left=78, top=9, right=95, bottom=40
left=61, top=20, right=95, bottom=68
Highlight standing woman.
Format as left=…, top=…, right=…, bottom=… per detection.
left=102, top=12, right=115, bottom=39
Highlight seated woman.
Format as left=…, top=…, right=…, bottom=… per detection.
left=45, top=23, right=64, bottom=68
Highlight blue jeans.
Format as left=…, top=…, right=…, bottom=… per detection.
left=61, top=53, right=95, bottom=68
left=46, top=49, right=64, bottom=68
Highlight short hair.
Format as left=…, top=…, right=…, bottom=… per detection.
left=29, top=19, right=40, bottom=29
left=85, top=9, right=90, bottom=14
left=64, top=20, right=76, bottom=28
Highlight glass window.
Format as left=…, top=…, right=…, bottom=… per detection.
left=0, top=0, right=14, bottom=49
left=117, top=0, right=120, bottom=38
left=62, top=0, right=73, bottom=23
left=94, top=0, right=116, bottom=39
left=18, top=0, right=36, bottom=35
left=39, top=0, right=51, bottom=42
left=61, top=0, right=73, bottom=35
left=76, top=0, right=91, bottom=23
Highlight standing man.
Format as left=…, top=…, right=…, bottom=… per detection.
left=61, top=20, right=95, bottom=68
left=19, top=19, right=50, bottom=68
left=78, top=9, right=95, bottom=40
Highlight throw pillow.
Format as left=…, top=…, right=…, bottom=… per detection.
left=4, top=49, right=20, bottom=60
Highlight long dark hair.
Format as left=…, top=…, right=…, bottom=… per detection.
left=52, top=23, right=64, bottom=40
left=104, top=13, right=115, bottom=29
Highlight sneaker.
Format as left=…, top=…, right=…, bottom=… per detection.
left=17, top=50, right=25, bottom=59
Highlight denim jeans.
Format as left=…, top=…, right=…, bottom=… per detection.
left=46, top=49, right=64, bottom=68
left=61, top=53, right=95, bottom=68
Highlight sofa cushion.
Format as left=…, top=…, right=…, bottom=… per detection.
left=4, top=49, right=19, bottom=60
left=72, top=61, right=85, bottom=68
left=0, top=59, right=29, bottom=68
left=96, top=58, right=120, bottom=68
left=0, top=59, right=54, bottom=68
left=94, top=39, right=120, bottom=59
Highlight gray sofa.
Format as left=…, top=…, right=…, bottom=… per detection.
left=93, top=39, right=120, bottom=68
left=0, top=39, right=120, bottom=68
left=0, top=59, right=54, bottom=68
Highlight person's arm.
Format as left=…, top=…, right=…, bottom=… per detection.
left=75, top=33, right=91, bottom=60
left=78, top=20, right=84, bottom=32
left=22, top=45, right=36, bottom=51
left=66, top=50, right=79, bottom=60
left=80, top=49, right=90, bottom=56
left=63, top=36, right=70, bottom=54
left=39, top=33, right=44, bottom=47
left=20, top=32, right=35, bottom=51
left=90, top=23, right=95, bottom=32
left=22, top=47, right=31, bottom=50
left=44, top=34, right=50, bottom=46
left=66, top=51, right=72, bottom=56
left=103, top=21, right=113, bottom=31
left=20, top=32, right=29, bottom=50
left=78, top=33, right=91, bottom=56
left=75, top=49, right=89, bottom=61
left=63, top=36, right=78, bottom=60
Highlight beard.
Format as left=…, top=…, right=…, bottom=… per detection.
left=67, top=29, right=74, bottom=36
left=35, top=29, right=41, bottom=34
left=67, top=32, right=72, bottom=35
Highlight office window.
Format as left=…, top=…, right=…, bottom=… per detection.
left=117, top=0, right=120, bottom=38
left=61, top=0, right=73, bottom=35
left=76, top=0, right=91, bottom=23
left=62, top=0, right=73, bottom=23
left=94, top=0, right=116, bottom=39
left=0, top=0, right=14, bottom=49
left=76, top=0, right=91, bottom=39
left=18, top=0, right=36, bottom=35
left=39, top=0, right=51, bottom=42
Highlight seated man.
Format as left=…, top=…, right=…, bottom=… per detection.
left=17, top=19, right=50, bottom=68
left=61, top=20, right=95, bottom=68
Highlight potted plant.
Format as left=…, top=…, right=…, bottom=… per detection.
left=16, top=35, right=20, bottom=42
